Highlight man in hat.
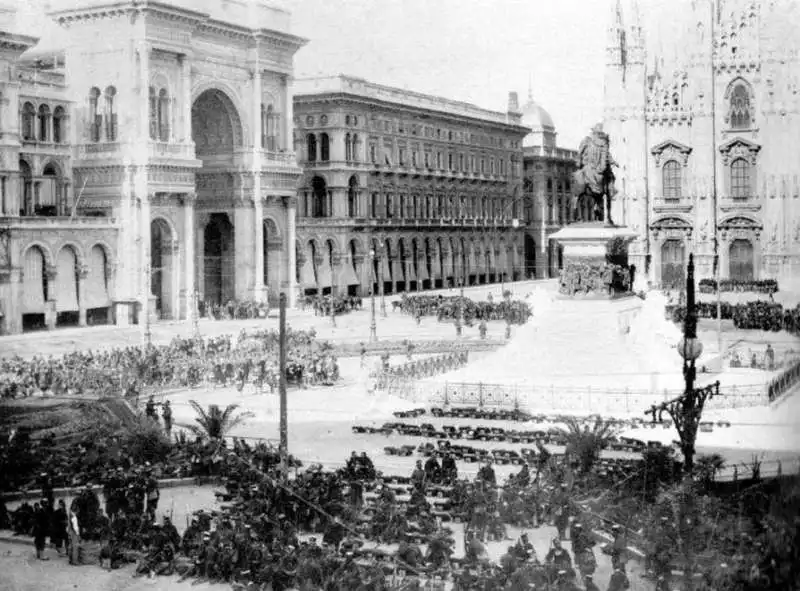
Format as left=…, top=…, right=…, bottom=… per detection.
left=411, top=460, right=426, bottom=492
left=145, top=473, right=160, bottom=519
left=50, top=499, right=68, bottom=556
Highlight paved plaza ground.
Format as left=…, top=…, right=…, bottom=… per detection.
left=1, top=279, right=798, bottom=590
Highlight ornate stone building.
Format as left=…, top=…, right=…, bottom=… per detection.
left=519, top=92, right=578, bottom=279
left=0, top=0, right=304, bottom=335
left=293, top=76, right=528, bottom=297
left=605, top=0, right=800, bottom=288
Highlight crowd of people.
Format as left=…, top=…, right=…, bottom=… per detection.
left=697, top=278, right=779, bottom=295
left=301, top=294, right=365, bottom=317
left=396, top=294, right=532, bottom=326
left=370, top=352, right=470, bottom=390
left=198, top=299, right=272, bottom=320
left=5, top=431, right=644, bottom=591
left=666, top=301, right=800, bottom=334
left=0, top=328, right=340, bottom=400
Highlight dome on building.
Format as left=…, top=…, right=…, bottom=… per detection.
left=521, top=92, right=555, bottom=132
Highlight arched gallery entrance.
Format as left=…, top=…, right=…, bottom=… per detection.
left=192, top=88, right=243, bottom=306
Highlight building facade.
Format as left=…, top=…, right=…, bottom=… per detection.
left=293, top=76, right=528, bottom=298
left=0, top=0, right=305, bottom=335
left=519, top=92, right=578, bottom=279
left=605, top=0, right=800, bottom=288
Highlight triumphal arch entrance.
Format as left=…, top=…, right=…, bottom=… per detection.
left=55, top=0, right=305, bottom=323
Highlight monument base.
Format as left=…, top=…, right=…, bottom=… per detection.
left=550, top=223, right=639, bottom=297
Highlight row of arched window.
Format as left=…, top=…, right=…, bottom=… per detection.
left=661, top=157, right=752, bottom=200
left=88, top=86, right=117, bottom=142
left=306, top=133, right=330, bottom=162
left=21, top=102, right=66, bottom=143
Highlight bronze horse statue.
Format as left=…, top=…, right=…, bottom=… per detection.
left=571, top=124, right=618, bottom=225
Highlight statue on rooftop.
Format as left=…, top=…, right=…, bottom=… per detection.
left=571, top=123, right=618, bottom=225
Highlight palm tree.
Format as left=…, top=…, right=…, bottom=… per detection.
left=560, top=417, right=617, bottom=474
left=181, top=400, right=254, bottom=440
left=694, top=453, right=725, bottom=490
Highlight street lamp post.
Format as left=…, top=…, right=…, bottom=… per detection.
left=369, top=248, right=378, bottom=342
left=379, top=251, right=387, bottom=318
left=142, top=262, right=152, bottom=347
left=646, top=254, right=721, bottom=475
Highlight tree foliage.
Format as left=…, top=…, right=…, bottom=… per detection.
left=180, top=400, right=255, bottom=441
left=560, top=417, right=617, bottom=474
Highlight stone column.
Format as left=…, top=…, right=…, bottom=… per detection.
left=139, top=191, right=152, bottom=325
left=285, top=196, right=297, bottom=307
left=234, top=196, right=255, bottom=300
left=184, top=192, right=196, bottom=321
left=253, top=193, right=266, bottom=302
left=77, top=264, right=88, bottom=326
left=45, top=264, right=57, bottom=330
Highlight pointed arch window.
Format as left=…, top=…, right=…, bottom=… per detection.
left=105, top=86, right=117, bottom=141
left=89, top=87, right=101, bottom=142
left=345, top=133, right=352, bottom=161
left=22, top=102, right=36, bottom=141
left=729, top=83, right=751, bottom=130
left=351, top=134, right=359, bottom=162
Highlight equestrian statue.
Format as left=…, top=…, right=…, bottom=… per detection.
left=571, top=123, right=618, bottom=225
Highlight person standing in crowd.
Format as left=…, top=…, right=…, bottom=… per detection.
left=610, top=524, right=626, bottom=571
left=67, top=503, right=81, bottom=565
left=33, top=501, right=49, bottom=560
left=145, top=471, right=160, bottom=519
left=162, top=400, right=172, bottom=434
left=145, top=396, right=158, bottom=422
left=50, top=499, right=68, bottom=556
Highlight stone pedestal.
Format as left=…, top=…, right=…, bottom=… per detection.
left=550, top=222, right=639, bottom=297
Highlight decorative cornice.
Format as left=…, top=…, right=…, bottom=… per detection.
left=651, top=139, right=693, bottom=167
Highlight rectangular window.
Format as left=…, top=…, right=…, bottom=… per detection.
left=424, top=152, right=430, bottom=168
left=730, top=159, right=751, bottom=199
left=436, top=152, right=442, bottom=169
left=459, top=154, right=464, bottom=171
left=448, top=153, right=453, bottom=170
left=399, top=148, right=405, bottom=166
left=0, top=176, right=5, bottom=214
left=370, top=144, right=377, bottom=163
left=412, top=151, right=418, bottom=167
left=662, top=161, right=682, bottom=200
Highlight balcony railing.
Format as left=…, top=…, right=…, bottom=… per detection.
left=0, top=215, right=117, bottom=228
left=149, top=141, right=196, bottom=160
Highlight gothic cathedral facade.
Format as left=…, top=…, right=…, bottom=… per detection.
left=605, top=0, right=800, bottom=289
left=0, top=0, right=305, bottom=335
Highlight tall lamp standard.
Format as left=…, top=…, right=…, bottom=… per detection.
left=369, top=248, right=378, bottom=342
left=379, top=249, right=387, bottom=318
left=142, top=262, right=152, bottom=347
left=646, top=254, right=721, bottom=474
